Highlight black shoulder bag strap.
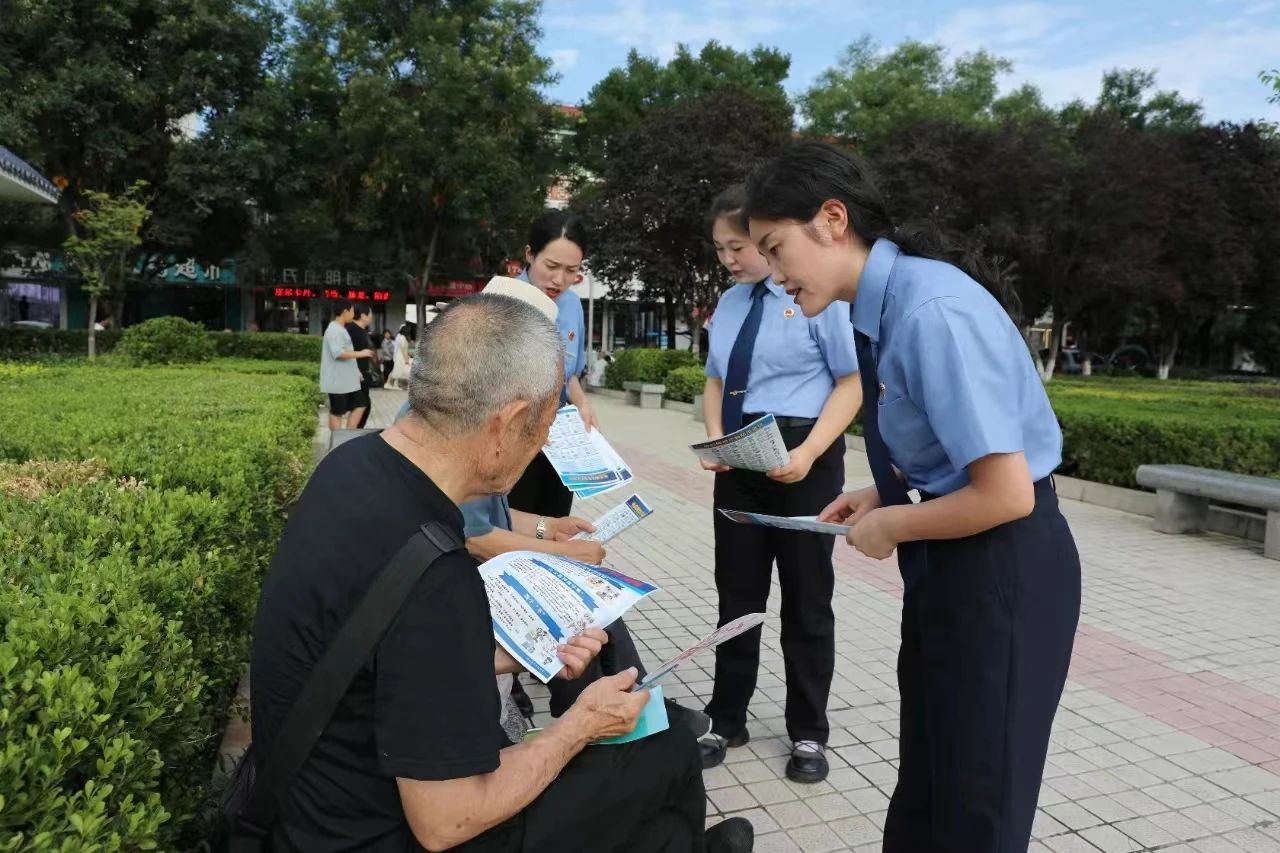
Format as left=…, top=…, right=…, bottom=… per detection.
left=231, top=520, right=464, bottom=851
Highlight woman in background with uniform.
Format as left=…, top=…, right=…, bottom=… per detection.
left=697, top=185, right=862, bottom=784
left=508, top=210, right=595, bottom=520
left=743, top=140, right=1080, bottom=852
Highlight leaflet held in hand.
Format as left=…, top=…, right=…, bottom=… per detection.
left=480, top=551, right=659, bottom=683
left=634, top=613, right=767, bottom=692
left=543, top=406, right=633, bottom=498
left=573, top=494, right=654, bottom=542
left=690, top=415, right=789, bottom=472
left=719, top=509, right=851, bottom=537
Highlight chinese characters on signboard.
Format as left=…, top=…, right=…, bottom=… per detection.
left=272, top=286, right=391, bottom=302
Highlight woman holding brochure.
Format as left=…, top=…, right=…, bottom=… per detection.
left=743, top=141, right=1080, bottom=853
left=508, top=210, right=595, bottom=520
left=698, top=184, right=862, bottom=784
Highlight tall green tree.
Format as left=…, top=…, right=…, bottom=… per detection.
left=580, top=89, right=793, bottom=350
left=0, top=0, right=279, bottom=243
left=577, top=41, right=791, bottom=174
left=251, top=0, right=562, bottom=322
left=62, top=182, right=150, bottom=358
left=800, top=39, right=1050, bottom=151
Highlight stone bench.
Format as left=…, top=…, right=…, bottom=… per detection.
left=623, top=381, right=665, bottom=410
left=1135, top=464, right=1280, bottom=560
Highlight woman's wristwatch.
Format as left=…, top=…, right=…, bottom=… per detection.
left=535, top=516, right=550, bottom=540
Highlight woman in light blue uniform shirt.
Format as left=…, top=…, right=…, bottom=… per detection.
left=508, top=210, right=593, bottom=519
left=743, top=141, right=1081, bottom=852
left=698, top=185, right=862, bottom=785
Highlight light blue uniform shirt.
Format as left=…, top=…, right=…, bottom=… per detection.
left=517, top=269, right=584, bottom=403
left=852, top=239, right=1062, bottom=496
left=705, top=278, right=859, bottom=419
left=395, top=399, right=513, bottom=536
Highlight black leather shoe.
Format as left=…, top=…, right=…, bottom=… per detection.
left=665, top=701, right=712, bottom=739
left=699, top=728, right=750, bottom=770
left=705, top=816, right=754, bottom=852
left=785, top=740, right=829, bottom=784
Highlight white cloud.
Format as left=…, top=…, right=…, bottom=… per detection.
left=1017, top=19, right=1280, bottom=121
left=930, top=3, right=1280, bottom=122
left=549, top=48, right=580, bottom=71
left=934, top=2, right=1085, bottom=60
left=544, top=0, right=852, bottom=61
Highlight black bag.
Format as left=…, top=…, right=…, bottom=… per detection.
left=215, top=521, right=464, bottom=852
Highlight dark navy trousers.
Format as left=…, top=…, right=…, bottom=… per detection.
left=883, top=478, right=1081, bottom=853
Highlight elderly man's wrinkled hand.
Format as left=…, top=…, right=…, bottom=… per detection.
left=555, top=628, right=609, bottom=680
left=567, top=668, right=648, bottom=740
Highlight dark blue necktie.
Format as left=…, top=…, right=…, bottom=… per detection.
left=854, top=329, right=928, bottom=589
left=721, top=282, right=767, bottom=433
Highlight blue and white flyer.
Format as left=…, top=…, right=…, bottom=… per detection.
left=480, top=552, right=659, bottom=683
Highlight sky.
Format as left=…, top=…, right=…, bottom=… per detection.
left=538, top=0, right=1280, bottom=124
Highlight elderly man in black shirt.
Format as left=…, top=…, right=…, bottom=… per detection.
left=251, top=294, right=752, bottom=852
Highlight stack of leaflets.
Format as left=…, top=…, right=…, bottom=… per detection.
left=542, top=405, right=633, bottom=498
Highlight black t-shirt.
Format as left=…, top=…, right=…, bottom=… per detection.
left=346, top=322, right=374, bottom=379
left=251, top=435, right=506, bottom=852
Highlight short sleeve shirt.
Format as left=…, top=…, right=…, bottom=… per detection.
left=705, top=278, right=858, bottom=419
left=251, top=435, right=507, bottom=851
left=851, top=239, right=1062, bottom=495
left=320, top=322, right=361, bottom=394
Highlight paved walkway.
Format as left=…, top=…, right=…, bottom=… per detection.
left=371, top=388, right=1280, bottom=852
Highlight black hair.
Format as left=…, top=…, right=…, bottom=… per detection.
left=352, top=304, right=370, bottom=320
left=706, top=184, right=751, bottom=236
left=333, top=298, right=354, bottom=315
left=743, top=140, right=1020, bottom=319
left=527, top=209, right=589, bottom=258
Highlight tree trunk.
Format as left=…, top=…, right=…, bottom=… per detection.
left=1041, top=314, right=1065, bottom=383
left=1157, top=329, right=1179, bottom=380
left=664, top=297, right=677, bottom=349
left=87, top=294, right=99, bottom=360
left=416, top=219, right=441, bottom=333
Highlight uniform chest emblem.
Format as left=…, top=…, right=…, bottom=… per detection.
left=568, top=330, right=576, bottom=342
left=783, top=308, right=795, bottom=319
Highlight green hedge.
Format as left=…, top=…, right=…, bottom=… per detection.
left=0, top=365, right=317, bottom=850
left=0, top=328, right=320, bottom=363
left=119, top=316, right=216, bottom=365
left=663, top=366, right=705, bottom=403
left=0, top=328, right=122, bottom=358
left=209, top=331, right=320, bottom=362
left=604, top=348, right=700, bottom=390
left=1046, top=378, right=1280, bottom=487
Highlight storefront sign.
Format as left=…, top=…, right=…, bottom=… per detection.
left=273, top=286, right=392, bottom=302
left=156, top=257, right=237, bottom=286
left=425, top=279, right=483, bottom=298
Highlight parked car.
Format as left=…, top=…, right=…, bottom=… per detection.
left=10, top=320, right=52, bottom=330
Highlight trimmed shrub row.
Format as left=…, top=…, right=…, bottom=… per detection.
left=0, top=327, right=321, bottom=363
left=0, top=365, right=317, bottom=850
left=603, top=348, right=700, bottom=390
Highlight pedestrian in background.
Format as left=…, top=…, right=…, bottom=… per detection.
left=389, top=322, right=413, bottom=389
left=379, top=329, right=396, bottom=385
left=320, top=299, right=375, bottom=432
left=345, top=304, right=376, bottom=428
